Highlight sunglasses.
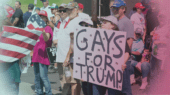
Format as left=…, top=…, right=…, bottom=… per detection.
left=59, top=9, right=66, bottom=13
left=101, top=20, right=111, bottom=24
left=112, top=7, right=120, bottom=11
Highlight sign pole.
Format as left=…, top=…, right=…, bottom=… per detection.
left=91, top=0, right=97, bottom=28
left=99, top=0, right=101, bottom=18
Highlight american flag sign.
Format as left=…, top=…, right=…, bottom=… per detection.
left=26, top=13, right=46, bottom=31
left=0, top=13, right=46, bottom=63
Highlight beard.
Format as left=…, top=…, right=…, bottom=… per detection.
left=114, top=14, right=119, bottom=18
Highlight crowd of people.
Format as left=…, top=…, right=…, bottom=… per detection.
left=0, top=0, right=169, bottom=95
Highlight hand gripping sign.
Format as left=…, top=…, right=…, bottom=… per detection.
left=73, top=27, right=126, bottom=91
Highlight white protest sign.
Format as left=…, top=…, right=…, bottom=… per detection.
left=73, top=27, right=126, bottom=91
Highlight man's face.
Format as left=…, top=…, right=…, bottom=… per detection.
left=59, top=8, right=68, bottom=19
left=69, top=8, right=78, bottom=19
left=15, top=2, right=20, bottom=9
left=112, top=6, right=125, bottom=18
left=43, top=0, right=49, bottom=7
left=118, top=7, right=125, bottom=17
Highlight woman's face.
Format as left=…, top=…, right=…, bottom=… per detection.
left=101, top=20, right=115, bottom=30
left=40, top=15, right=48, bottom=23
left=137, top=8, right=142, bottom=14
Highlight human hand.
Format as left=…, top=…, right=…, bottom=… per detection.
left=42, top=29, right=46, bottom=34
left=63, top=58, right=70, bottom=67
left=80, top=79, right=84, bottom=82
left=122, top=64, right=127, bottom=71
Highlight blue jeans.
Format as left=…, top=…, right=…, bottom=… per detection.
left=131, top=61, right=150, bottom=78
left=82, top=82, right=93, bottom=95
left=93, top=61, right=133, bottom=95
left=93, top=84, right=107, bottom=95
left=34, top=63, right=52, bottom=95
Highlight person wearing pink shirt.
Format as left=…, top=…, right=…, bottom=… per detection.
left=32, top=10, right=53, bottom=95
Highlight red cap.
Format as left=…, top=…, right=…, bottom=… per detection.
left=78, top=3, right=84, bottom=9
left=38, top=10, right=48, bottom=17
left=135, top=2, right=145, bottom=9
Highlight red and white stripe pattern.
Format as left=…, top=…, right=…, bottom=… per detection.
left=0, top=26, right=42, bottom=63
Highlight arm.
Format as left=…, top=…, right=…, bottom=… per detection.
left=4, top=18, right=13, bottom=26
left=53, top=27, right=59, bottom=46
left=131, top=51, right=141, bottom=55
left=122, top=52, right=130, bottom=71
left=53, top=40, right=58, bottom=47
left=12, top=18, right=19, bottom=26
left=122, top=41, right=131, bottom=71
left=150, top=27, right=157, bottom=36
left=63, top=43, right=73, bottom=67
left=42, top=30, right=50, bottom=42
left=48, top=21, right=54, bottom=29
left=127, top=38, right=134, bottom=50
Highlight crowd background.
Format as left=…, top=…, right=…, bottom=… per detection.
left=0, top=0, right=170, bottom=95
left=4, top=0, right=71, bottom=13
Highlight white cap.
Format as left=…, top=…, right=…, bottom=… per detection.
left=134, top=25, right=144, bottom=35
left=51, top=3, right=56, bottom=7
left=59, top=3, right=67, bottom=8
left=100, top=15, right=118, bottom=25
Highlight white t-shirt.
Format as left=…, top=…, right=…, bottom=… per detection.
left=130, top=12, right=145, bottom=33
left=53, top=16, right=82, bottom=63
left=41, top=5, right=54, bottom=21
left=131, top=39, right=144, bottom=60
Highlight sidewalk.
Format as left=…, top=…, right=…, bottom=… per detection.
left=19, top=82, right=62, bottom=95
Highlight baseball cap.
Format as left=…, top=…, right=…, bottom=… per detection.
left=135, top=28, right=143, bottom=34
left=80, top=18, right=93, bottom=25
left=135, top=2, right=145, bottom=9
left=51, top=4, right=58, bottom=9
left=59, top=3, right=67, bottom=8
left=38, top=10, right=48, bottom=17
left=41, top=0, right=47, bottom=2
left=78, top=3, right=84, bottom=9
left=28, top=4, right=34, bottom=10
left=111, top=0, right=126, bottom=8
left=35, top=7, right=40, bottom=11
left=100, top=16, right=118, bottom=25
left=66, top=1, right=79, bottom=9
left=134, top=25, right=143, bottom=35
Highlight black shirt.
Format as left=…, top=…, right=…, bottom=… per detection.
left=11, top=8, right=24, bottom=28
left=125, top=41, right=131, bottom=54
left=146, top=9, right=159, bottom=35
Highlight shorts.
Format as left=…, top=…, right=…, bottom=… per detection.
left=57, top=63, right=80, bottom=84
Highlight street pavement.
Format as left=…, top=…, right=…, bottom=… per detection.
left=20, top=67, right=62, bottom=95
left=19, top=67, right=152, bottom=95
